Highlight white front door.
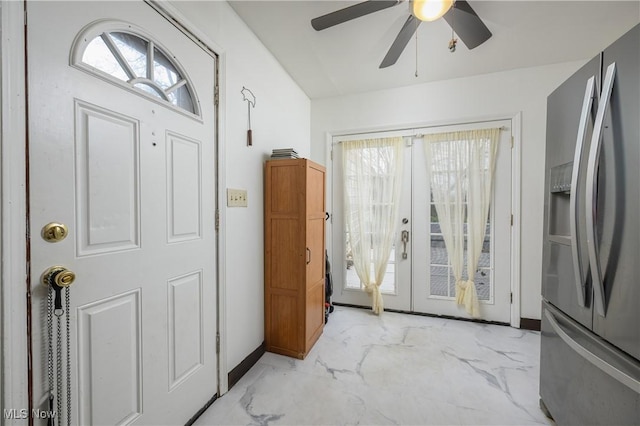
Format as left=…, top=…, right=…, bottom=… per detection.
left=28, top=2, right=218, bottom=424
left=331, top=121, right=512, bottom=323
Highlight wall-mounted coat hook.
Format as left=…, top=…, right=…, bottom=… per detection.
left=241, top=86, right=256, bottom=146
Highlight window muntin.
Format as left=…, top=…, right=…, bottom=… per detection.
left=74, top=22, right=198, bottom=116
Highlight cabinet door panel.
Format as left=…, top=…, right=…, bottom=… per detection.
left=307, top=164, right=325, bottom=214
left=305, top=281, right=325, bottom=353
left=270, top=218, right=303, bottom=291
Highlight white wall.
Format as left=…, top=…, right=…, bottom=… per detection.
left=169, top=1, right=311, bottom=370
left=310, top=61, right=585, bottom=320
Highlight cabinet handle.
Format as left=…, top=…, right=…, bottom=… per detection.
left=306, top=248, right=311, bottom=264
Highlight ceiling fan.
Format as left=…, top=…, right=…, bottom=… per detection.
left=311, top=0, right=492, bottom=68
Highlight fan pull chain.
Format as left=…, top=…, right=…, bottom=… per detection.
left=415, top=28, right=419, bottom=77
left=449, top=27, right=457, bottom=52
left=449, top=1, right=458, bottom=52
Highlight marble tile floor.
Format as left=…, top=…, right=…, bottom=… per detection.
left=194, top=306, right=553, bottom=426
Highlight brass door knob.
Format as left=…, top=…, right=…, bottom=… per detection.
left=41, top=266, right=76, bottom=288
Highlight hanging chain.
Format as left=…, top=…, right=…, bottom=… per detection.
left=46, top=272, right=72, bottom=426
left=56, top=309, right=63, bottom=425
left=47, top=288, right=55, bottom=410
left=449, top=1, right=458, bottom=53
left=415, top=28, right=419, bottom=77
left=65, top=287, right=71, bottom=426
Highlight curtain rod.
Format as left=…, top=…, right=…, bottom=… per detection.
left=413, top=126, right=508, bottom=139
left=335, top=126, right=509, bottom=144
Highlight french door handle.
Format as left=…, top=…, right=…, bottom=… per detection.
left=569, top=75, right=596, bottom=308
left=401, top=230, right=409, bottom=260
left=585, top=62, right=616, bottom=318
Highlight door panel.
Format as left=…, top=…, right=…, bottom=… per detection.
left=77, top=290, right=142, bottom=425
left=75, top=101, right=141, bottom=255
left=166, top=132, right=202, bottom=242
left=28, top=2, right=217, bottom=424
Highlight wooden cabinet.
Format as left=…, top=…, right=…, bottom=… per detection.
left=264, top=158, right=326, bottom=359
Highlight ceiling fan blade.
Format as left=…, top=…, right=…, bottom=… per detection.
left=311, top=0, right=401, bottom=31
left=380, top=15, right=421, bottom=68
left=442, top=0, right=491, bottom=49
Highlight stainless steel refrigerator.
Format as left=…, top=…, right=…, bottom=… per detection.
left=540, top=24, right=640, bottom=425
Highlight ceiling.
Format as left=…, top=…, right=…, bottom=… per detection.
left=228, top=1, right=640, bottom=99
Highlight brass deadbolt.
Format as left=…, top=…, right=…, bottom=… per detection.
left=41, top=222, right=68, bottom=243
left=41, top=266, right=76, bottom=288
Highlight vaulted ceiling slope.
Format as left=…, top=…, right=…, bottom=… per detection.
left=228, top=1, right=640, bottom=99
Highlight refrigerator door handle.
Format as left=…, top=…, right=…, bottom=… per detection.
left=569, top=76, right=596, bottom=307
left=585, top=62, right=616, bottom=318
left=545, top=309, right=640, bottom=394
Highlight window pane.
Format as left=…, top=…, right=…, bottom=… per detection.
left=133, top=82, right=163, bottom=99
left=430, top=203, right=439, bottom=222
left=109, top=32, right=148, bottom=78
left=345, top=231, right=359, bottom=289
left=345, top=266, right=361, bottom=289
left=78, top=29, right=200, bottom=116
left=448, top=272, right=456, bottom=298
left=153, top=47, right=179, bottom=89
left=82, top=36, right=129, bottom=81
left=167, top=85, right=195, bottom=113
left=430, top=235, right=448, bottom=265
left=379, top=247, right=395, bottom=295
left=475, top=268, right=491, bottom=301
left=430, top=265, right=449, bottom=297
left=477, top=237, right=490, bottom=268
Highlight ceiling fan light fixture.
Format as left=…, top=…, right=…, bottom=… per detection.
left=413, top=0, right=453, bottom=22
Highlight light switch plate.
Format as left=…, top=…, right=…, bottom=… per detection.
left=227, top=189, right=248, bottom=207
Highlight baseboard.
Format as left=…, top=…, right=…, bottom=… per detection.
left=332, top=302, right=510, bottom=327
left=520, top=318, right=541, bottom=331
left=332, top=303, right=543, bottom=331
left=228, top=341, right=266, bottom=390
left=185, top=342, right=265, bottom=425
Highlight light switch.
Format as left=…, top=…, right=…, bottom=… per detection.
left=227, top=189, right=248, bottom=207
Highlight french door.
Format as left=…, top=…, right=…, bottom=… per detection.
left=331, top=121, right=513, bottom=323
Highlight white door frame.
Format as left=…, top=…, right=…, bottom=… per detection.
left=1, top=1, right=30, bottom=417
left=326, top=113, right=522, bottom=327
left=0, top=1, right=229, bottom=419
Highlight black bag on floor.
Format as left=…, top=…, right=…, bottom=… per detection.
left=325, top=251, right=334, bottom=322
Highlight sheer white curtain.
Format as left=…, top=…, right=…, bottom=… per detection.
left=342, top=137, right=404, bottom=314
left=424, top=128, right=500, bottom=317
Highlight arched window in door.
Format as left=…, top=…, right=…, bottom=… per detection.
left=71, top=21, right=199, bottom=116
